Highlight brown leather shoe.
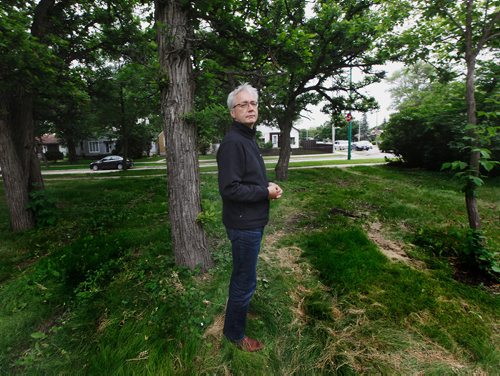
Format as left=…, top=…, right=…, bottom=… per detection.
left=235, top=336, right=264, bottom=352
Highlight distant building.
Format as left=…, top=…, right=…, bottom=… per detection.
left=257, top=124, right=300, bottom=149
left=38, top=134, right=67, bottom=156
left=75, top=138, right=116, bottom=156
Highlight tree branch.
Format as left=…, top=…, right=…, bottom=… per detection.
left=437, top=4, right=466, bottom=35
left=476, top=10, right=500, bottom=54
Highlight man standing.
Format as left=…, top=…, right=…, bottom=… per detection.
left=217, top=83, right=283, bottom=352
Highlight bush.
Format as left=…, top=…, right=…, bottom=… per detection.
left=44, top=151, right=64, bottom=161
left=381, top=66, right=499, bottom=172
left=380, top=82, right=467, bottom=170
left=27, top=189, right=57, bottom=226
left=262, top=141, right=273, bottom=150
left=413, top=227, right=499, bottom=282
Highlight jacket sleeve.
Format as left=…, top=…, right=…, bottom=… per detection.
left=217, top=141, right=269, bottom=203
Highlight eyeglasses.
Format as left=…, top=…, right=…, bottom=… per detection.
left=232, top=101, right=259, bottom=109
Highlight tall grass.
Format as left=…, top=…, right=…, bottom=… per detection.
left=0, top=167, right=498, bottom=374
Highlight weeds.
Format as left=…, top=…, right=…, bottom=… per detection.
left=0, top=168, right=498, bottom=375
left=27, top=189, right=57, bottom=226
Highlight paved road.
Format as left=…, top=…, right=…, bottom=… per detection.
left=41, top=146, right=394, bottom=175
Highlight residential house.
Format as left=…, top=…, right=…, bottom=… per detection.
left=157, top=126, right=300, bottom=157
left=75, top=138, right=116, bottom=157
left=257, top=124, right=300, bottom=149
left=38, top=134, right=68, bottom=157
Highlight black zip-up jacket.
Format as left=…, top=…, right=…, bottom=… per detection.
left=217, top=121, right=269, bottom=229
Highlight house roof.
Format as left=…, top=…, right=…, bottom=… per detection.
left=39, top=134, right=60, bottom=145
left=257, top=124, right=300, bottom=133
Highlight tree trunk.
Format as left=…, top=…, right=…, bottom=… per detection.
left=0, top=94, right=37, bottom=231
left=119, top=82, right=129, bottom=171
left=67, top=139, right=78, bottom=163
left=155, top=0, right=213, bottom=272
left=275, top=123, right=292, bottom=181
left=275, top=102, right=296, bottom=181
left=464, top=0, right=481, bottom=230
left=0, top=0, right=54, bottom=232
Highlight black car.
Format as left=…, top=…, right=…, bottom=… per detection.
left=89, top=155, right=133, bottom=171
left=352, top=141, right=373, bottom=151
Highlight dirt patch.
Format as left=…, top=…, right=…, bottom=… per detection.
left=366, top=222, right=425, bottom=269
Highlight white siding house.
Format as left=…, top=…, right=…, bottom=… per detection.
left=257, top=125, right=300, bottom=149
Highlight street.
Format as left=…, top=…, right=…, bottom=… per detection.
left=40, top=146, right=394, bottom=175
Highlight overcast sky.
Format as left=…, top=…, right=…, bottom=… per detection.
left=296, top=62, right=404, bottom=129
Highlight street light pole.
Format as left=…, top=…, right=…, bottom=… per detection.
left=347, top=66, right=352, bottom=160
left=332, top=121, right=336, bottom=153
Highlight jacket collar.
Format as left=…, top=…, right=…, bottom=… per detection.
left=232, top=121, right=256, bottom=139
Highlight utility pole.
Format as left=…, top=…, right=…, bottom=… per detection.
left=347, top=66, right=352, bottom=160
left=331, top=121, right=336, bottom=153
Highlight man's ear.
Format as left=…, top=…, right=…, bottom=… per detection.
left=230, top=109, right=236, bottom=119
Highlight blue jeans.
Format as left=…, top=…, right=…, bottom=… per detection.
left=223, top=227, right=264, bottom=342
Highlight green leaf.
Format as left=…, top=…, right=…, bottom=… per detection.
left=31, top=331, right=47, bottom=340
left=479, top=160, right=495, bottom=172
left=441, top=162, right=451, bottom=170
left=451, top=161, right=467, bottom=170
left=468, top=176, right=484, bottom=187
left=471, top=148, right=491, bottom=159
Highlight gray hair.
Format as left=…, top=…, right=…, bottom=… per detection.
left=227, top=83, right=259, bottom=110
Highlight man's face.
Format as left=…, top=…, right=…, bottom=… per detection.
left=230, top=90, right=258, bottom=128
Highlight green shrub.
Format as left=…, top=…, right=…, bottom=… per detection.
left=413, top=227, right=499, bottom=281
left=27, top=189, right=57, bottom=226
left=44, top=151, right=64, bottom=161
left=39, top=233, right=130, bottom=290
left=380, top=82, right=466, bottom=170
left=465, top=230, right=500, bottom=280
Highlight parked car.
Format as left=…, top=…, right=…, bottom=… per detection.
left=352, top=141, right=373, bottom=151
left=334, top=140, right=349, bottom=150
left=89, top=155, right=133, bottom=171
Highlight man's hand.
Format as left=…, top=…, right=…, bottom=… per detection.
left=268, top=182, right=283, bottom=200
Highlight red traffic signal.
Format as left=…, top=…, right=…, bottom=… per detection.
left=346, top=113, right=352, bottom=122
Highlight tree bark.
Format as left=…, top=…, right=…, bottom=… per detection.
left=464, top=0, right=481, bottom=230
left=67, top=138, right=78, bottom=163
left=119, top=82, right=129, bottom=171
left=0, top=0, right=55, bottom=231
left=275, top=101, right=296, bottom=181
left=275, top=122, right=292, bottom=181
left=155, top=0, right=213, bottom=272
left=0, top=93, right=37, bottom=231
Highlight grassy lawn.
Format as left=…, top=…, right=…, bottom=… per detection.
left=40, top=154, right=389, bottom=171
left=40, top=156, right=167, bottom=170
left=0, top=166, right=498, bottom=374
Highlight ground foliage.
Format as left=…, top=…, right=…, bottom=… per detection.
left=0, top=166, right=498, bottom=374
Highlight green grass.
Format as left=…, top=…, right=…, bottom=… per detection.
left=0, top=166, right=498, bottom=374
left=39, top=157, right=388, bottom=178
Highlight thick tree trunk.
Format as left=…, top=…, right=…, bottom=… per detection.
left=275, top=101, right=296, bottom=181
left=155, top=0, right=213, bottom=271
left=67, top=139, right=78, bottom=163
left=275, top=123, right=292, bottom=181
left=464, top=0, right=481, bottom=230
left=0, top=0, right=53, bottom=231
left=0, top=94, right=37, bottom=231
